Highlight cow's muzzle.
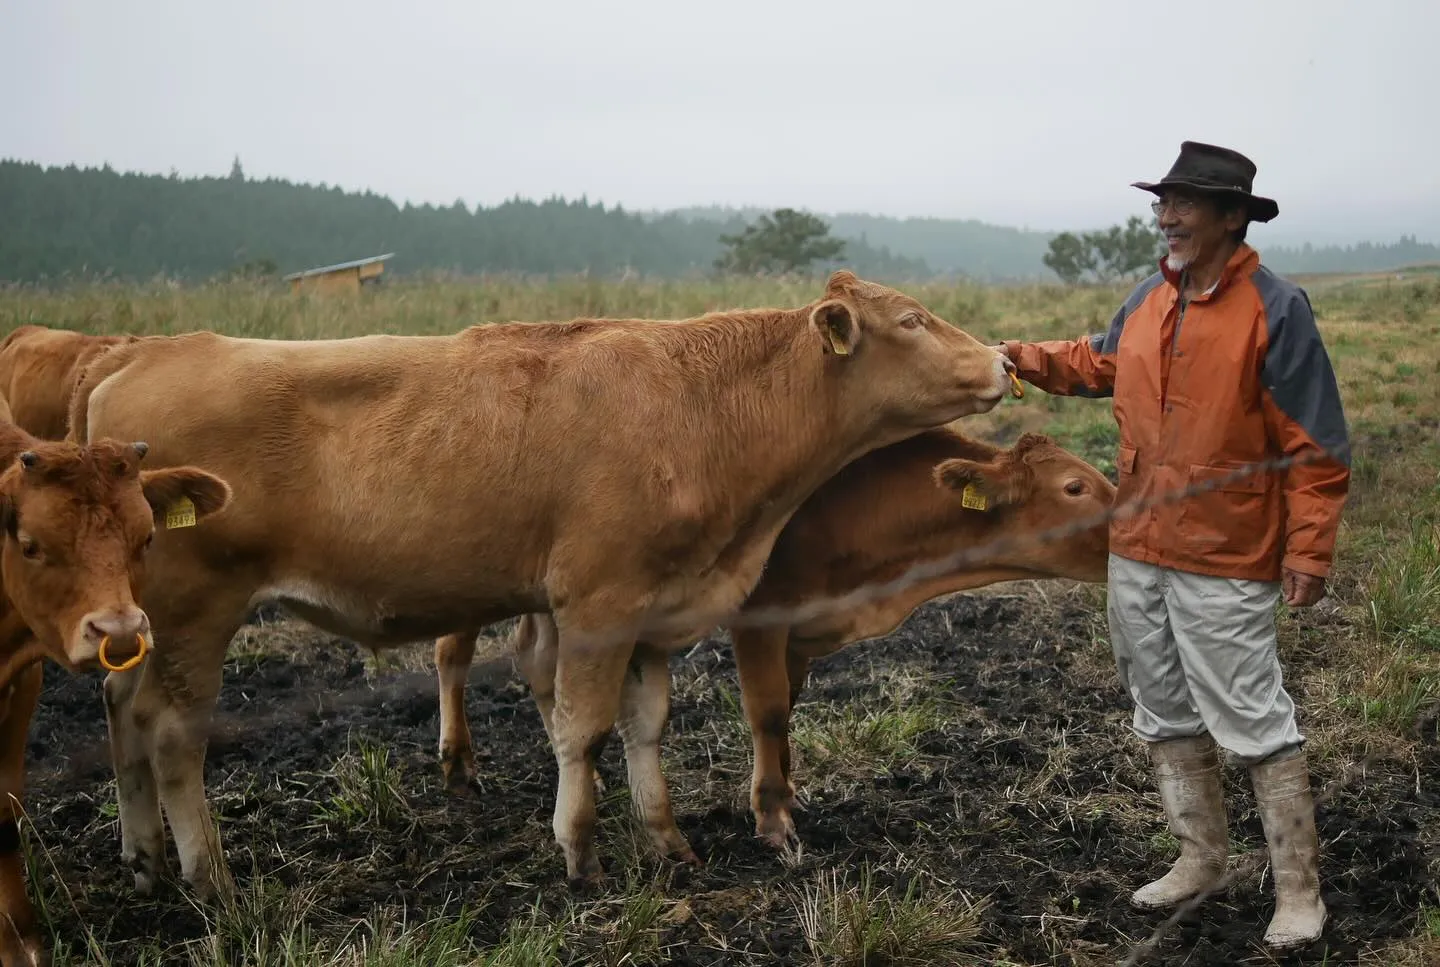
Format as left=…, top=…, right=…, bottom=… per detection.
left=76, top=608, right=153, bottom=672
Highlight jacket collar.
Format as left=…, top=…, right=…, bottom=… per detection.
left=1158, top=242, right=1259, bottom=301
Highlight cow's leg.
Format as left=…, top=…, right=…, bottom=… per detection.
left=512, top=615, right=558, bottom=741
left=513, top=614, right=604, bottom=794
left=549, top=615, right=638, bottom=887
left=0, top=663, right=48, bottom=967
left=786, top=649, right=811, bottom=715
left=733, top=626, right=799, bottom=848
left=105, top=663, right=169, bottom=895
left=616, top=643, right=698, bottom=865
left=435, top=629, right=481, bottom=795
left=784, top=649, right=811, bottom=785
left=132, top=613, right=243, bottom=902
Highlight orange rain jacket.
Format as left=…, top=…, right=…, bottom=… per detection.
left=1003, top=244, right=1351, bottom=583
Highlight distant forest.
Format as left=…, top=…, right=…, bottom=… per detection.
left=2, top=159, right=1436, bottom=285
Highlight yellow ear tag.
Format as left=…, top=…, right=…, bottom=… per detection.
left=165, top=496, right=197, bottom=529
left=961, top=483, right=989, bottom=511
left=827, top=328, right=850, bottom=356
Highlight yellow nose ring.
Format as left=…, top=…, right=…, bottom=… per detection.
left=98, top=632, right=150, bottom=673
left=1009, top=371, right=1025, bottom=399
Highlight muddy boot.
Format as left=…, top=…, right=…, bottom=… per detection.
left=1130, top=733, right=1229, bottom=911
left=1249, top=750, right=1326, bottom=950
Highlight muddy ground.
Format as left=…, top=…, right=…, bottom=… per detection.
left=20, top=590, right=1440, bottom=965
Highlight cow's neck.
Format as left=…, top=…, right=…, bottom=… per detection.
left=692, top=318, right=893, bottom=516
left=782, top=563, right=1041, bottom=656
left=0, top=608, right=46, bottom=692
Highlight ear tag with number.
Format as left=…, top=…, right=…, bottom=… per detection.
left=827, top=328, right=849, bottom=355
left=165, top=496, right=197, bottom=529
left=961, top=483, right=989, bottom=511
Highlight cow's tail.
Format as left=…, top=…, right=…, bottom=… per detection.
left=66, top=341, right=137, bottom=445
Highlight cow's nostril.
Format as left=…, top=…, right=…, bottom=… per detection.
left=85, top=621, right=106, bottom=644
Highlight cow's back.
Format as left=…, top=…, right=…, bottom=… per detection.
left=0, top=326, right=137, bottom=440
left=70, top=321, right=819, bottom=640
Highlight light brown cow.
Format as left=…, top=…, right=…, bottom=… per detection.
left=438, top=429, right=1114, bottom=847
left=67, top=271, right=1020, bottom=895
left=0, top=326, right=138, bottom=441
left=0, top=421, right=232, bottom=967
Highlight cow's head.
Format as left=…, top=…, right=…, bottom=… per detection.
left=0, top=431, right=232, bottom=677
left=932, top=433, right=1114, bottom=582
left=808, top=271, right=1017, bottom=436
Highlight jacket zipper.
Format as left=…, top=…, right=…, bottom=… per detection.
left=1161, top=294, right=1186, bottom=411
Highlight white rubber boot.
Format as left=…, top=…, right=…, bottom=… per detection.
left=1249, top=750, right=1327, bottom=950
left=1131, top=733, right=1230, bottom=910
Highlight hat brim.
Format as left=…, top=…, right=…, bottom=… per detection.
left=1132, top=179, right=1278, bottom=223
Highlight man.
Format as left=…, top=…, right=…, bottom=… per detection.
left=997, top=141, right=1350, bottom=951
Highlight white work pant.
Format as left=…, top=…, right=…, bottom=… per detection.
left=1106, top=553, right=1304, bottom=766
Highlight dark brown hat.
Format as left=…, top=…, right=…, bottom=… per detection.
left=1132, top=141, right=1279, bottom=223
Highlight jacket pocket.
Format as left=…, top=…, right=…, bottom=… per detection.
left=1179, top=462, right=1269, bottom=548
left=1108, top=444, right=1144, bottom=550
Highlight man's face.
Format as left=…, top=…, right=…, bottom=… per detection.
left=1151, top=190, right=1247, bottom=273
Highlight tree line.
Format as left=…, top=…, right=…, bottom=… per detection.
left=1, top=158, right=1435, bottom=285
left=0, top=160, right=926, bottom=285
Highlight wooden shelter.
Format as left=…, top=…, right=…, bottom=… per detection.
left=283, top=253, right=395, bottom=295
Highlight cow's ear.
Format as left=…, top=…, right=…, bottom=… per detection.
left=140, top=467, right=233, bottom=527
left=810, top=299, right=861, bottom=357
left=825, top=270, right=859, bottom=296
left=933, top=457, right=1024, bottom=509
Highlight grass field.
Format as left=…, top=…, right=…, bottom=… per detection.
left=1, top=267, right=1437, bottom=965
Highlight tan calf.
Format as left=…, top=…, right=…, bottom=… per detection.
left=439, top=430, right=1113, bottom=846
left=68, top=271, right=1019, bottom=894
left=0, top=422, right=232, bottom=967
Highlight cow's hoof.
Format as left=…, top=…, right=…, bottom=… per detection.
left=443, top=773, right=484, bottom=800
left=755, top=811, right=798, bottom=850
left=567, top=870, right=606, bottom=894
left=563, top=848, right=605, bottom=892
left=127, top=857, right=163, bottom=897
left=440, top=752, right=481, bottom=798
left=669, top=846, right=703, bottom=867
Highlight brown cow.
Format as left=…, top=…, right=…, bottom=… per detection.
left=0, top=326, right=138, bottom=440
left=439, top=429, right=1114, bottom=847
left=67, top=271, right=1020, bottom=895
left=0, top=422, right=232, bottom=967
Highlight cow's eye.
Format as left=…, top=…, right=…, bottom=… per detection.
left=1064, top=480, right=1086, bottom=496
left=19, top=538, right=40, bottom=560
left=899, top=313, right=923, bottom=329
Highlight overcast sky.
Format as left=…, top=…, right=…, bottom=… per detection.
left=3, top=0, right=1436, bottom=246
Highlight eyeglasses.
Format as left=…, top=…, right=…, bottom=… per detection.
left=1150, top=195, right=1199, bottom=217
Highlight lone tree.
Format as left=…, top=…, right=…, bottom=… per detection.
left=715, top=207, right=846, bottom=275
left=1043, top=215, right=1165, bottom=284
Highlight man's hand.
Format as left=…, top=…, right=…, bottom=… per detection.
left=1282, top=568, right=1327, bottom=607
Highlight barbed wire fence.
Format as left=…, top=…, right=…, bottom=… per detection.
left=726, top=435, right=1422, bottom=963
left=25, top=431, right=1431, bottom=962
left=730, top=439, right=1357, bottom=631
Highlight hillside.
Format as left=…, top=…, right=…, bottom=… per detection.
left=0, top=160, right=927, bottom=284
left=1, top=159, right=1436, bottom=284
